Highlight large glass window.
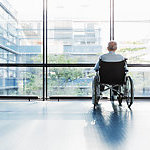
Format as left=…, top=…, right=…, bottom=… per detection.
left=48, top=67, right=150, bottom=97
left=115, top=0, right=150, bottom=64
left=0, top=67, right=43, bottom=96
left=0, top=0, right=43, bottom=64
left=0, top=0, right=150, bottom=98
left=47, top=0, right=110, bottom=64
left=0, top=0, right=43, bottom=96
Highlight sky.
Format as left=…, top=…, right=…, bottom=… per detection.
left=10, top=0, right=150, bottom=21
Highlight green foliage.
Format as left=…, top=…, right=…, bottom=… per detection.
left=49, top=68, right=83, bottom=83
left=31, top=54, right=77, bottom=64
left=22, top=68, right=43, bottom=95
left=49, top=54, right=76, bottom=63
left=122, top=41, right=144, bottom=45
left=24, top=54, right=84, bottom=95
left=118, top=47, right=146, bottom=52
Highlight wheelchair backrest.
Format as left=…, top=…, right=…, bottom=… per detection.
left=99, top=60, right=126, bottom=85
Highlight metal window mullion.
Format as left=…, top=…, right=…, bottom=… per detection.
left=110, top=0, right=115, bottom=40
left=1, top=64, right=150, bottom=67
left=112, top=0, right=114, bottom=40
left=46, top=0, right=48, bottom=100
left=110, top=0, right=112, bottom=40
left=43, top=0, right=46, bottom=101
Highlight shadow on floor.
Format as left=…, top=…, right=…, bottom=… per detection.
left=84, top=102, right=133, bottom=150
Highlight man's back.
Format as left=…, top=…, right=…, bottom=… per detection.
left=94, top=51, right=124, bottom=71
left=101, top=51, right=124, bottom=62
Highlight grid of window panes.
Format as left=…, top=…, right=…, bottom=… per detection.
left=47, top=67, right=150, bottom=97
left=0, top=0, right=150, bottom=97
left=0, top=0, right=43, bottom=96
left=0, top=67, right=43, bottom=96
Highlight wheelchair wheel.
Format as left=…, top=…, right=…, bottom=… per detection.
left=93, top=82, right=99, bottom=109
left=118, top=86, right=123, bottom=106
left=118, top=94, right=123, bottom=106
left=125, top=76, right=134, bottom=108
left=94, top=82, right=97, bottom=109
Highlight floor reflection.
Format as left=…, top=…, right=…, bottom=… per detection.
left=0, top=101, right=137, bottom=150
left=85, top=102, right=133, bottom=150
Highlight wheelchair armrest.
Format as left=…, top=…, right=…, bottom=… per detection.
left=96, top=71, right=99, bottom=76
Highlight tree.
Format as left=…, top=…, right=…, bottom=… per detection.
left=23, top=54, right=84, bottom=96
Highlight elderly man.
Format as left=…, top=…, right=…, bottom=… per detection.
left=92, top=41, right=125, bottom=105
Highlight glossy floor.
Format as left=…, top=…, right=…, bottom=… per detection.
left=0, top=100, right=150, bottom=150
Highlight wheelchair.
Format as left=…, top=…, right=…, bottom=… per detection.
left=93, top=59, right=134, bottom=109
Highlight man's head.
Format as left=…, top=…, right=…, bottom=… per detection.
left=107, top=41, right=117, bottom=51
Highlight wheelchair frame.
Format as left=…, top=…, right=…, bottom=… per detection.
left=93, top=60, right=134, bottom=109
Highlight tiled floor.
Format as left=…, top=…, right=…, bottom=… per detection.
left=0, top=100, right=150, bottom=150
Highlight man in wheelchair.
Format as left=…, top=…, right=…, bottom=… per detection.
left=92, top=41, right=134, bottom=108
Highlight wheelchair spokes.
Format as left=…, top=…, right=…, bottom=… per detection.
left=125, top=76, right=134, bottom=108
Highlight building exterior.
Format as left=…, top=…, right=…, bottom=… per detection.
left=0, top=0, right=102, bottom=95
left=0, top=0, right=18, bottom=95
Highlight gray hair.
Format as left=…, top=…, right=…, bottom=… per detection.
left=107, top=41, right=117, bottom=51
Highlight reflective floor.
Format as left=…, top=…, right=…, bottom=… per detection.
left=0, top=100, right=150, bottom=150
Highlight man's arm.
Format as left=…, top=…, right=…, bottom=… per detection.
left=94, top=56, right=101, bottom=72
